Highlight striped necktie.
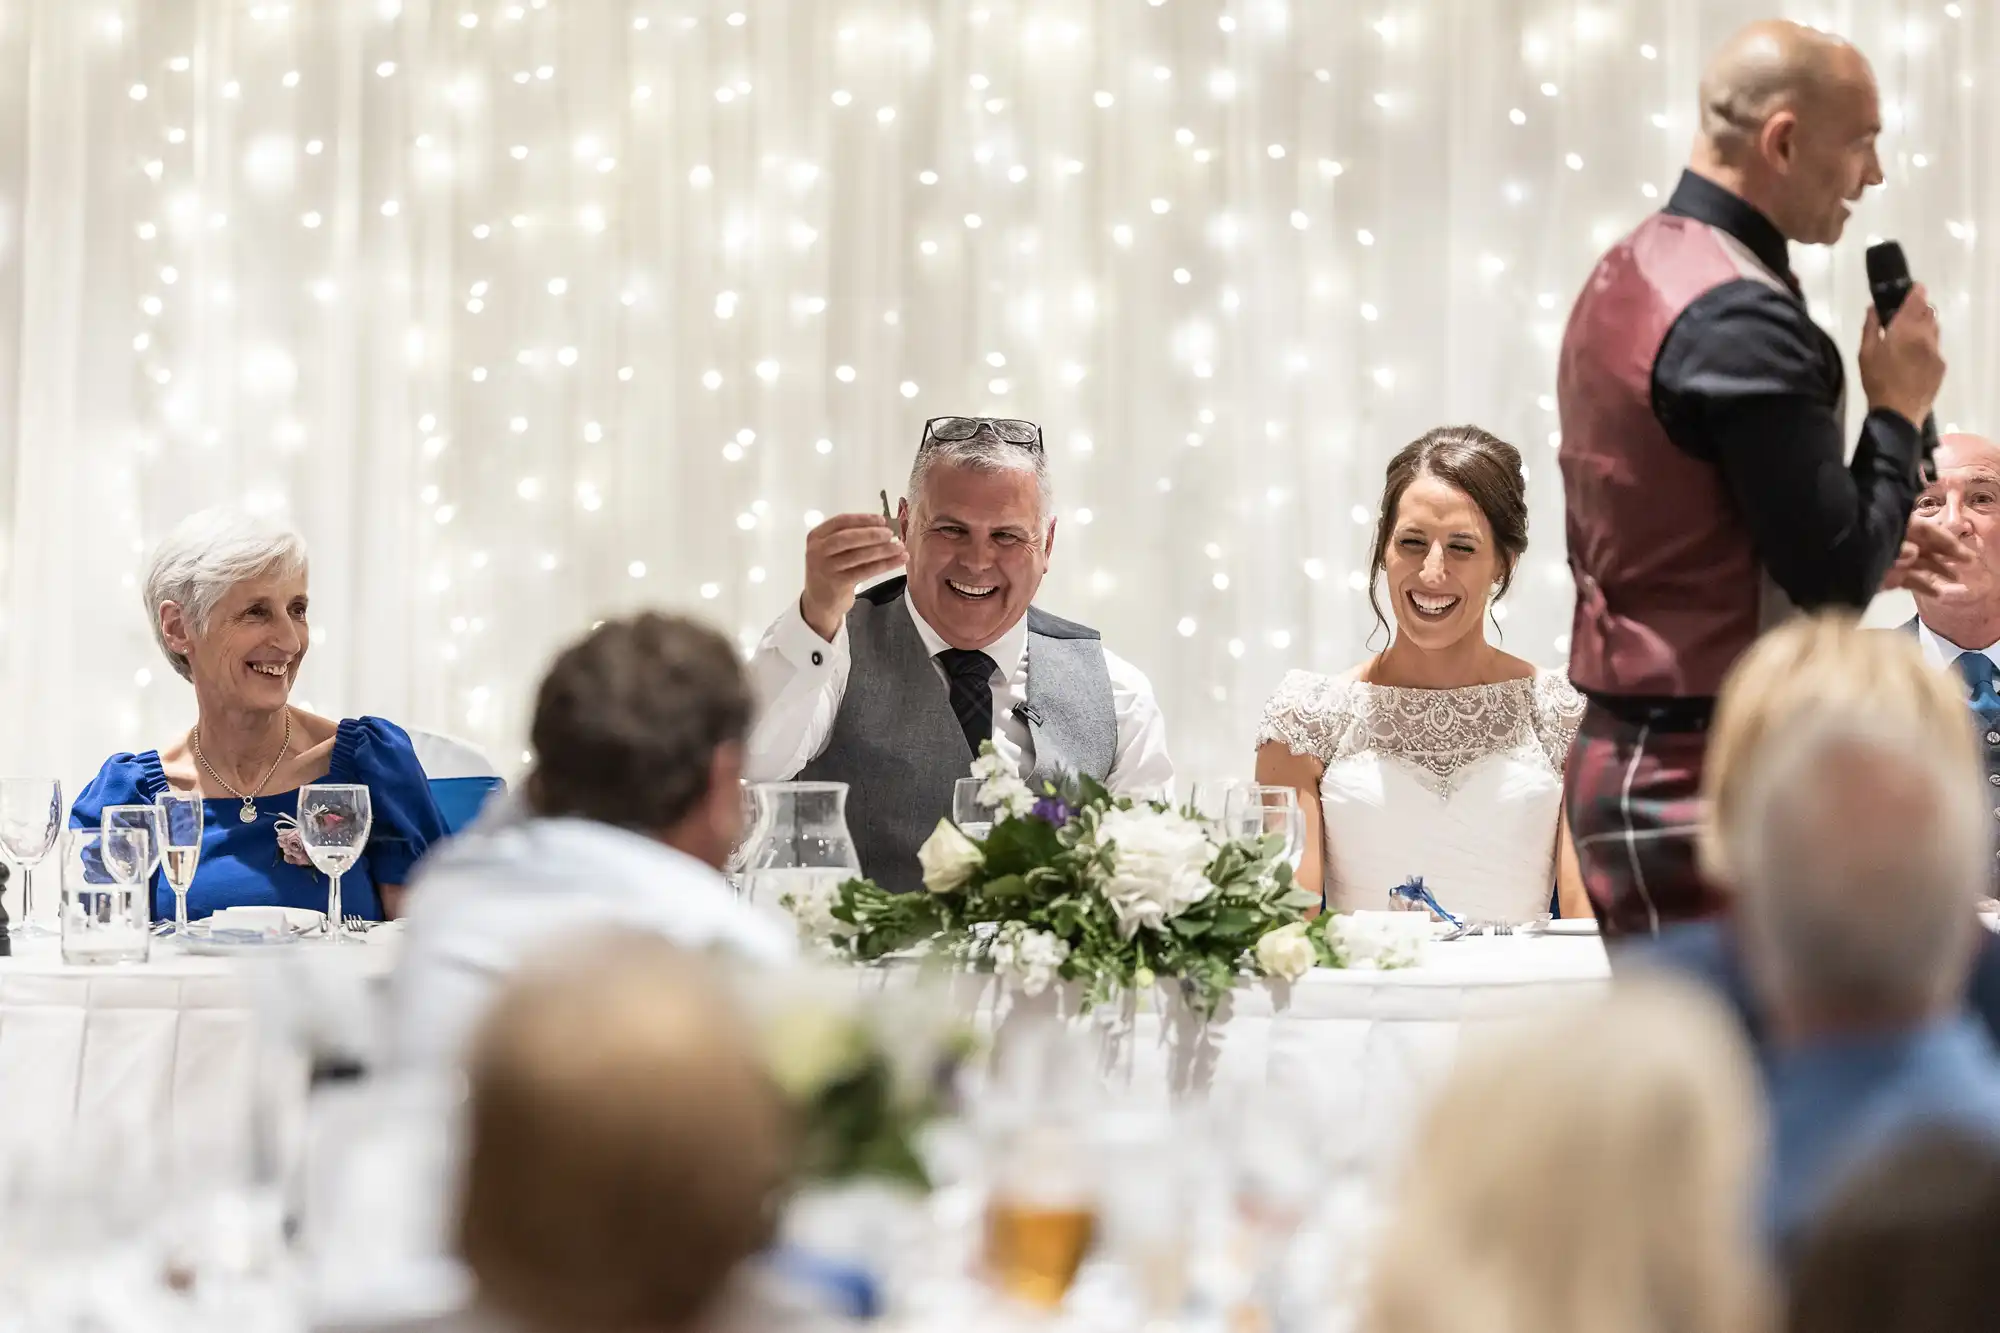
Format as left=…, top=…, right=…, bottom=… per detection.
left=1956, top=652, right=2000, bottom=729
left=936, top=649, right=997, bottom=758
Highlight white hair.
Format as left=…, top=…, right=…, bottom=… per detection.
left=1729, top=710, right=1988, bottom=1019
left=143, top=508, right=309, bottom=681
left=906, top=432, right=1053, bottom=529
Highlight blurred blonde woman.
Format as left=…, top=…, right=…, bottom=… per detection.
left=1361, top=979, right=1770, bottom=1333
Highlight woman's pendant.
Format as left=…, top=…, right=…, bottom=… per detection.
left=239, top=801, right=258, bottom=824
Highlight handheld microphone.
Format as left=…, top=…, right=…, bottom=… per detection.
left=1864, top=240, right=1941, bottom=482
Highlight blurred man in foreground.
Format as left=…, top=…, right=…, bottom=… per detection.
left=1707, top=629, right=2000, bottom=1247
left=390, top=614, right=794, bottom=1073
left=458, top=932, right=793, bottom=1333
left=1637, top=616, right=2000, bottom=1054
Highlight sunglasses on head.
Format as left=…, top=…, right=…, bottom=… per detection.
left=920, top=416, right=1045, bottom=453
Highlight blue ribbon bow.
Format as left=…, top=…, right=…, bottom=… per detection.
left=1389, top=875, right=1460, bottom=928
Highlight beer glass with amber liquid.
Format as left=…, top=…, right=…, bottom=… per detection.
left=982, top=1121, right=1098, bottom=1310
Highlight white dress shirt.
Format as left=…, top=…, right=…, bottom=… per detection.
left=746, top=594, right=1175, bottom=798
left=1916, top=618, right=2000, bottom=675
left=386, top=795, right=795, bottom=1074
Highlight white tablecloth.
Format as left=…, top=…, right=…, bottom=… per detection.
left=855, top=935, right=1611, bottom=1159
left=0, top=931, right=399, bottom=1163
left=290, top=935, right=1607, bottom=1333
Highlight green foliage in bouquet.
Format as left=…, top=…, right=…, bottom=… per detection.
left=756, top=984, right=976, bottom=1192
left=801, top=747, right=1334, bottom=1018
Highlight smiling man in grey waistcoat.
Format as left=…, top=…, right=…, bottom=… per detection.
left=746, top=416, right=1174, bottom=894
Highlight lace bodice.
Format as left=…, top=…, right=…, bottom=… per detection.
left=1255, top=669, right=1585, bottom=798
left=1255, top=668, right=1586, bottom=920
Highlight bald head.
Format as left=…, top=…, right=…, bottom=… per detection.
left=1700, top=22, right=1861, bottom=146
left=1690, top=21, right=1883, bottom=246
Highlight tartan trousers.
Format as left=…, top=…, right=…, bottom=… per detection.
left=1563, top=702, right=1731, bottom=939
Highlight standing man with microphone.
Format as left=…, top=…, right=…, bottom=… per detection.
left=1558, top=19, right=1966, bottom=939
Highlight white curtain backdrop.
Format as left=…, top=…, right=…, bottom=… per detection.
left=1, top=0, right=1996, bottom=792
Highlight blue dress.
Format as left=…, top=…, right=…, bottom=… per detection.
left=70, top=717, right=447, bottom=921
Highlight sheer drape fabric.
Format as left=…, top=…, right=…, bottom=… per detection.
left=1, top=1, right=1994, bottom=787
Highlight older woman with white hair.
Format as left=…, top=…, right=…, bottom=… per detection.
left=71, top=509, right=445, bottom=922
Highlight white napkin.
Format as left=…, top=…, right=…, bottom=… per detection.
left=206, top=905, right=289, bottom=936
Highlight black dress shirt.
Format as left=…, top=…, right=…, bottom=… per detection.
left=1651, top=171, right=1925, bottom=610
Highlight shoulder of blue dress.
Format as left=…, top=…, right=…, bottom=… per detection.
left=331, top=716, right=421, bottom=778
left=79, top=750, right=168, bottom=803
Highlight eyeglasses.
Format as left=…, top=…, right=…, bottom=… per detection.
left=920, top=416, right=1044, bottom=453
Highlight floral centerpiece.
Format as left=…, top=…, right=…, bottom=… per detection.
left=786, top=746, right=1419, bottom=1018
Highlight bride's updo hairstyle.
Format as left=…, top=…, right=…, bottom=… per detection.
left=1366, top=425, right=1530, bottom=642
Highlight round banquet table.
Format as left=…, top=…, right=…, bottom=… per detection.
left=853, top=933, right=1612, bottom=1161
left=0, top=929, right=399, bottom=1164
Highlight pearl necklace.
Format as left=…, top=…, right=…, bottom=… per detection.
left=191, top=711, right=293, bottom=824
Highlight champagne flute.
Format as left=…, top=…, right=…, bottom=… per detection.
left=296, top=784, right=372, bottom=943
left=0, top=778, right=63, bottom=938
left=154, top=792, right=205, bottom=935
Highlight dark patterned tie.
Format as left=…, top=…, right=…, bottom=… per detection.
left=936, top=649, right=997, bottom=758
left=1958, top=652, right=2000, bottom=730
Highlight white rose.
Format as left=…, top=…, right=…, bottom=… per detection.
left=1255, top=921, right=1316, bottom=982
left=1093, top=807, right=1216, bottom=938
left=917, top=819, right=983, bottom=895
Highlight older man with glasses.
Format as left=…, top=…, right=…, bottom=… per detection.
left=746, top=416, right=1174, bottom=894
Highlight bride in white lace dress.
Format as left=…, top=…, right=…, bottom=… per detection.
left=1256, top=426, right=1589, bottom=922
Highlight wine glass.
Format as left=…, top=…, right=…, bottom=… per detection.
left=296, top=784, right=372, bottom=943
left=1224, top=786, right=1304, bottom=869
left=953, top=778, right=1000, bottom=841
left=154, top=793, right=205, bottom=935
left=0, top=778, right=63, bottom=938
left=102, top=804, right=164, bottom=874
left=1184, top=779, right=1244, bottom=836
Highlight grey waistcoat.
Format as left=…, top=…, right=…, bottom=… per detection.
left=798, top=578, right=1118, bottom=894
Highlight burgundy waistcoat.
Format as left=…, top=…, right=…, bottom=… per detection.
left=1558, top=213, right=1798, bottom=698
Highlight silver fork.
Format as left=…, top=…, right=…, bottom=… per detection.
left=342, top=915, right=376, bottom=934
